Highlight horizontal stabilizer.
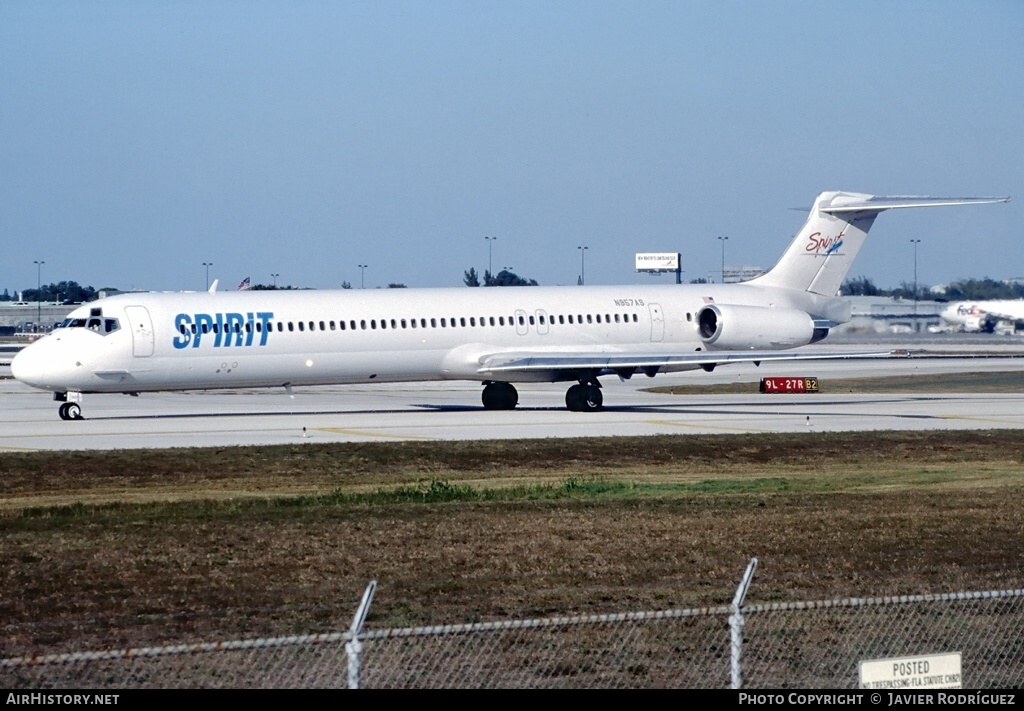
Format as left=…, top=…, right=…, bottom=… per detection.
left=750, top=191, right=1011, bottom=296
left=822, top=195, right=1010, bottom=214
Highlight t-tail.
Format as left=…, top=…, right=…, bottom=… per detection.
left=750, top=191, right=1010, bottom=296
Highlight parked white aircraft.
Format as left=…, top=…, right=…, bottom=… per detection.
left=939, top=300, right=1024, bottom=333
left=12, top=191, right=1009, bottom=420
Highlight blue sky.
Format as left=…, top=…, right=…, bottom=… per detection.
left=2, top=1, right=1021, bottom=294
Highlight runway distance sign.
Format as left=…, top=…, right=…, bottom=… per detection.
left=760, top=377, right=819, bottom=394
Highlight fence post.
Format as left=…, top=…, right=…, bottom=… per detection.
left=345, top=580, right=377, bottom=689
left=730, top=558, right=758, bottom=690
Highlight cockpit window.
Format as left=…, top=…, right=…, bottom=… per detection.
left=57, top=315, right=120, bottom=335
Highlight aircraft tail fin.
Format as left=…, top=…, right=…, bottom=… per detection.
left=749, top=192, right=1010, bottom=296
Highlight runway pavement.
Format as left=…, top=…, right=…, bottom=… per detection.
left=3, top=339, right=1024, bottom=451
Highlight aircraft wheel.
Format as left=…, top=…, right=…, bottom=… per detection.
left=566, top=384, right=603, bottom=412
left=66, top=403, right=83, bottom=420
left=565, top=384, right=583, bottom=411
left=581, top=385, right=603, bottom=412
left=482, top=382, right=518, bottom=410
left=58, top=403, right=70, bottom=421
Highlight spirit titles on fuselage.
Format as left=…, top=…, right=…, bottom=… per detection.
left=173, top=312, right=274, bottom=349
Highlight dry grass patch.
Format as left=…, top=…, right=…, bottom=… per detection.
left=2, top=429, right=1023, bottom=657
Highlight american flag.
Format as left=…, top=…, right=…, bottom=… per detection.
left=238, top=276, right=251, bottom=291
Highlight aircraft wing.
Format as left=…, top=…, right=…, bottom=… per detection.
left=477, top=349, right=900, bottom=378
left=973, top=307, right=1024, bottom=324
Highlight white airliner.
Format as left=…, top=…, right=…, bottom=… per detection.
left=12, top=190, right=1009, bottom=420
left=939, top=300, right=1024, bottom=334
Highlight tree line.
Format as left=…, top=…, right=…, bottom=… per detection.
left=839, top=275, right=1024, bottom=301
left=2, top=281, right=99, bottom=303
left=463, top=268, right=539, bottom=287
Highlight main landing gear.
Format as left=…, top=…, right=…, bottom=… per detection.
left=481, top=381, right=519, bottom=410
left=58, top=402, right=83, bottom=420
left=565, top=380, right=603, bottom=412
left=481, top=379, right=604, bottom=412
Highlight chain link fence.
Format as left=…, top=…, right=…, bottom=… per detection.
left=741, top=590, right=1024, bottom=689
left=4, top=561, right=1022, bottom=688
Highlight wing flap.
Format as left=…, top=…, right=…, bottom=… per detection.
left=478, top=350, right=898, bottom=376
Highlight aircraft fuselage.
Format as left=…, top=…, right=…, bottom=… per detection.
left=15, top=282, right=829, bottom=394
left=12, top=190, right=1008, bottom=418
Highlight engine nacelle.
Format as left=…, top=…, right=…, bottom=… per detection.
left=696, top=304, right=826, bottom=350
left=963, top=315, right=996, bottom=333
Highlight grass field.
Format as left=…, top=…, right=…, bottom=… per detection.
left=3, top=422, right=1024, bottom=657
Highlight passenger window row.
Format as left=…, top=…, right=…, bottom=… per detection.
left=265, top=312, right=641, bottom=333
left=178, top=312, right=641, bottom=335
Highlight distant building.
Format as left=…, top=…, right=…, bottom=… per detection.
left=834, top=296, right=945, bottom=334
left=0, top=302, right=81, bottom=334
left=723, top=266, right=766, bottom=283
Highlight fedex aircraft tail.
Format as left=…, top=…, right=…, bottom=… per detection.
left=750, top=191, right=1010, bottom=296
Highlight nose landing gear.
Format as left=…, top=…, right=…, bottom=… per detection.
left=54, top=392, right=84, bottom=420
left=58, top=402, right=83, bottom=420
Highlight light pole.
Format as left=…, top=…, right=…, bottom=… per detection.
left=271, top=273, right=279, bottom=288
left=717, top=236, right=729, bottom=283
left=202, top=262, right=213, bottom=290
left=577, top=246, right=588, bottom=285
left=358, top=264, right=368, bottom=289
left=34, top=260, right=44, bottom=328
left=485, top=236, right=497, bottom=281
left=910, top=239, right=921, bottom=315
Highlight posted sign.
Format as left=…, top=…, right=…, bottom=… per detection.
left=860, top=653, right=962, bottom=689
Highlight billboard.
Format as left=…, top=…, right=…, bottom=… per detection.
left=635, top=252, right=680, bottom=271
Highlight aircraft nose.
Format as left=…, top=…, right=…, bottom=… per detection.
left=11, top=342, right=48, bottom=389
